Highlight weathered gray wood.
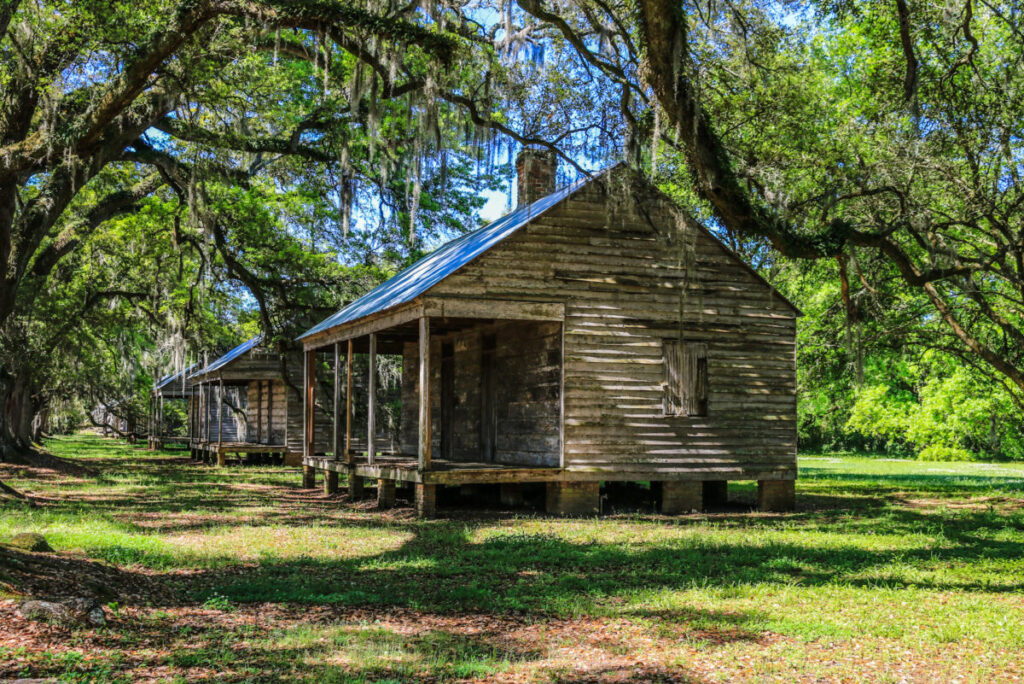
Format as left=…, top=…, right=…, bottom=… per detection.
left=418, top=317, right=431, bottom=471
left=421, top=297, right=564, bottom=321
left=268, top=380, right=279, bottom=444
left=298, top=167, right=798, bottom=486
left=217, top=379, right=223, bottom=448
left=255, top=381, right=261, bottom=443
left=304, top=350, right=316, bottom=458
left=367, top=333, right=377, bottom=465
left=422, top=177, right=797, bottom=480
left=302, top=301, right=425, bottom=350
left=333, top=343, right=341, bottom=459
left=480, top=333, right=495, bottom=462
left=345, top=340, right=353, bottom=464
left=440, top=341, right=453, bottom=460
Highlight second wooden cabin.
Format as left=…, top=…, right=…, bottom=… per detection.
left=148, top=363, right=198, bottom=450
left=188, top=336, right=330, bottom=465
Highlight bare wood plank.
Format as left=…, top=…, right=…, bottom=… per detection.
left=345, top=339, right=353, bottom=465
left=418, top=317, right=431, bottom=471
left=217, top=378, right=223, bottom=448
left=304, top=350, right=316, bottom=459
left=302, top=301, right=425, bottom=350
left=267, top=380, right=274, bottom=444
left=333, top=342, right=341, bottom=459
left=368, top=333, right=377, bottom=465
left=422, top=297, right=565, bottom=321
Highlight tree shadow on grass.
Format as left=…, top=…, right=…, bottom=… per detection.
left=14, top=438, right=1024, bottom=604
left=93, top=613, right=717, bottom=683
left=8, top=443, right=1024, bottom=682
left=185, top=504, right=1024, bottom=617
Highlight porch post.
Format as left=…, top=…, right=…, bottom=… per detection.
left=266, top=380, right=273, bottom=444
left=345, top=339, right=363, bottom=499
left=217, top=377, right=224, bottom=449
left=302, top=353, right=307, bottom=459
left=418, top=316, right=431, bottom=471
left=367, top=333, right=376, bottom=465
left=345, top=339, right=353, bottom=464
left=256, top=380, right=263, bottom=443
left=333, top=342, right=341, bottom=459
left=205, top=383, right=211, bottom=443
left=198, top=383, right=204, bottom=443
left=304, top=349, right=316, bottom=459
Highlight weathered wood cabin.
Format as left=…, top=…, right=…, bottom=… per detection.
left=148, top=364, right=197, bottom=449
left=298, top=152, right=799, bottom=517
left=188, top=337, right=329, bottom=466
left=94, top=400, right=138, bottom=440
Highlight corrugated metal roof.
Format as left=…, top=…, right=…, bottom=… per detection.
left=190, top=335, right=262, bottom=378
left=297, top=176, right=593, bottom=341
left=154, top=363, right=198, bottom=391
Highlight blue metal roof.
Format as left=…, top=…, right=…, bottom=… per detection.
left=190, top=335, right=263, bottom=378
left=298, top=176, right=593, bottom=341
left=154, top=363, right=198, bottom=391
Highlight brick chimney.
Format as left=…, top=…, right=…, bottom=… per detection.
left=516, top=148, right=557, bottom=207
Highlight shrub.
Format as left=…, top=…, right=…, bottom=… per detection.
left=917, top=445, right=976, bottom=462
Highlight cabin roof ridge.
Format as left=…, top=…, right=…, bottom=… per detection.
left=189, top=334, right=264, bottom=378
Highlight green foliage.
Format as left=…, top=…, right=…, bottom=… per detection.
left=917, top=445, right=975, bottom=462
left=844, top=365, right=1024, bottom=461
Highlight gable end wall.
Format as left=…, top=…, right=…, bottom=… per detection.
left=426, top=180, right=797, bottom=480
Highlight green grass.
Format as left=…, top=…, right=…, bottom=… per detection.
left=1, top=435, right=1022, bottom=682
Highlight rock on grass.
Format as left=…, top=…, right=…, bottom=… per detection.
left=17, top=597, right=106, bottom=627
left=6, top=533, right=52, bottom=553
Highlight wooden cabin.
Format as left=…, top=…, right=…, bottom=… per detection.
left=94, top=400, right=138, bottom=441
left=148, top=364, right=197, bottom=449
left=188, top=337, right=329, bottom=466
left=298, top=154, right=800, bottom=516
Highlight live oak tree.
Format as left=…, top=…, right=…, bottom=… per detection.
left=0, top=0, right=628, bottom=463
left=0, top=0, right=471, bottom=459
left=503, top=0, right=1024, bottom=413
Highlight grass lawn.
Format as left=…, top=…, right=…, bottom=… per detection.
left=1, top=435, right=1022, bottom=682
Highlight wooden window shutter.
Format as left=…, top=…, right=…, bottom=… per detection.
left=663, top=340, right=708, bottom=417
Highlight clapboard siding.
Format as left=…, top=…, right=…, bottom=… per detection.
left=284, top=355, right=333, bottom=456
left=194, top=385, right=244, bottom=443
left=245, top=380, right=287, bottom=444
left=425, top=180, right=797, bottom=478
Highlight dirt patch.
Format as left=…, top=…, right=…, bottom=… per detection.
left=0, top=601, right=771, bottom=682
left=0, top=546, right=176, bottom=604
left=898, top=494, right=1024, bottom=511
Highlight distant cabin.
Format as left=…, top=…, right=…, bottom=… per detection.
left=187, top=336, right=330, bottom=466
left=297, top=153, right=799, bottom=516
left=147, top=363, right=198, bottom=449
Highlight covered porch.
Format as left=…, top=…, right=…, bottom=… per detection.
left=189, top=345, right=291, bottom=466
left=148, top=372, right=195, bottom=450
left=300, top=298, right=566, bottom=516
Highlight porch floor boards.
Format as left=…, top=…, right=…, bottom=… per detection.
left=303, top=454, right=561, bottom=485
left=192, top=441, right=288, bottom=454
